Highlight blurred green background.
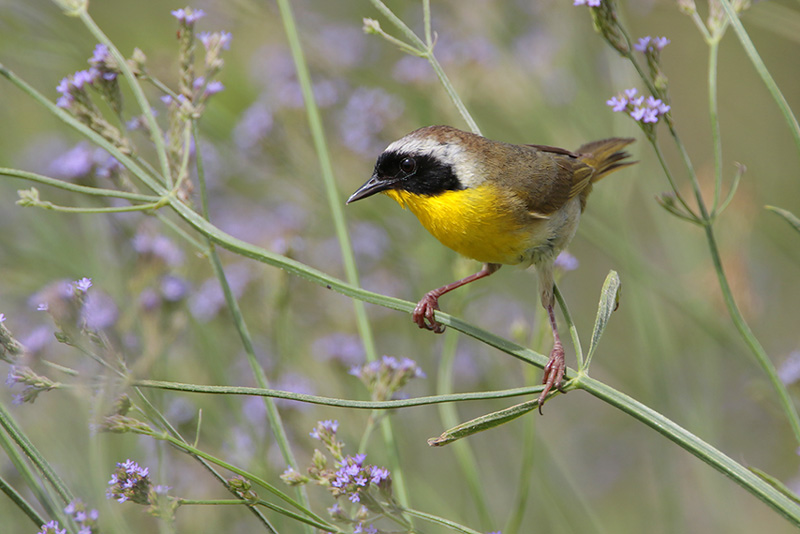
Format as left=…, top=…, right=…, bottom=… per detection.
left=1, top=0, right=800, bottom=532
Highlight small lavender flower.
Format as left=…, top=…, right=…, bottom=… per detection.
left=171, top=7, right=205, bottom=24
left=37, top=520, right=66, bottom=534
left=107, top=459, right=152, bottom=505
left=310, top=419, right=339, bottom=440
left=198, top=31, right=232, bottom=51
left=350, top=355, right=426, bottom=401
left=555, top=251, right=580, bottom=272
left=204, top=80, right=225, bottom=96
left=574, top=0, right=601, bottom=6
left=606, top=87, right=670, bottom=124
left=74, top=277, right=93, bottom=293
left=88, top=43, right=118, bottom=81
left=0, top=313, right=4, bottom=323
left=634, top=35, right=670, bottom=53
left=354, top=523, right=378, bottom=534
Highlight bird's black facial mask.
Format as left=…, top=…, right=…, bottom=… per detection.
left=347, top=150, right=462, bottom=204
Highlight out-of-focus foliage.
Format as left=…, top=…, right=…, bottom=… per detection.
left=1, top=1, right=800, bottom=533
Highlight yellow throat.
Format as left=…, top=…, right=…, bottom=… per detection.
left=384, top=184, right=535, bottom=266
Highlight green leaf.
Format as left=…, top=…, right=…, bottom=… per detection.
left=766, top=205, right=800, bottom=235
left=584, top=270, right=621, bottom=371
left=427, top=399, right=539, bottom=447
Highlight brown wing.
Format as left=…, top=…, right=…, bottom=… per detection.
left=502, top=144, right=593, bottom=217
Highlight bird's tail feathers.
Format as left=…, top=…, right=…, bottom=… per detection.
left=576, top=138, right=636, bottom=182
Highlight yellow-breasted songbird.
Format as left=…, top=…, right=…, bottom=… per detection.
left=347, top=125, right=635, bottom=408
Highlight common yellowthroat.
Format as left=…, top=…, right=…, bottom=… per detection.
left=347, top=125, right=635, bottom=408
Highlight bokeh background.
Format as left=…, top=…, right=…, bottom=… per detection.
left=1, top=0, right=800, bottom=532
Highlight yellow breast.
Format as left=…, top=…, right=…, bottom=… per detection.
left=384, top=184, right=538, bottom=265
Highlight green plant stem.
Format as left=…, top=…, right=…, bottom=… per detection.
left=177, top=499, right=341, bottom=532
left=708, top=38, right=723, bottom=213
left=20, top=201, right=161, bottom=214
left=717, top=0, right=800, bottom=155
left=0, top=402, right=74, bottom=508
left=554, top=283, right=584, bottom=370
left=402, top=507, right=484, bottom=534
left=0, top=168, right=158, bottom=202
left=134, top=379, right=543, bottom=408
left=0, top=469, right=47, bottom=528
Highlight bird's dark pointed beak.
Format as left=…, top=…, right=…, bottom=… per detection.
left=346, top=173, right=394, bottom=204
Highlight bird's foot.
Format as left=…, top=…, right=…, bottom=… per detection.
left=413, top=293, right=446, bottom=334
left=538, top=343, right=566, bottom=413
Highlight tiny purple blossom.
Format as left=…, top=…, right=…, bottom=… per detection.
left=197, top=32, right=212, bottom=48
left=606, top=96, right=627, bottom=112
left=630, top=107, right=647, bottom=121
left=219, top=31, right=233, bottom=50
left=171, top=8, right=205, bottom=24
left=205, top=80, right=225, bottom=95
left=38, top=520, right=66, bottom=534
left=91, top=44, right=110, bottom=63
left=633, top=36, right=651, bottom=52
left=642, top=108, right=659, bottom=123
left=0, top=313, right=5, bottom=323
left=653, top=36, right=670, bottom=50
left=74, top=277, right=92, bottom=292
left=634, top=35, right=670, bottom=53
left=624, top=88, right=638, bottom=99
left=573, top=0, right=601, bottom=5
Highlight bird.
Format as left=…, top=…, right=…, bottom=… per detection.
left=347, top=125, right=635, bottom=409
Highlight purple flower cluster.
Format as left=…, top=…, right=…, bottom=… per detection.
left=106, top=459, right=152, bottom=504
left=606, top=88, right=670, bottom=124
left=56, top=44, right=119, bottom=109
left=64, top=499, right=100, bottom=534
left=6, top=365, right=57, bottom=404
left=349, top=355, right=426, bottom=401
left=634, top=36, right=670, bottom=53
left=330, top=453, right=391, bottom=503
left=56, top=70, right=98, bottom=108
left=310, top=419, right=339, bottom=439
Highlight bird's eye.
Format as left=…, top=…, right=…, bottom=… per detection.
left=399, top=157, right=416, bottom=174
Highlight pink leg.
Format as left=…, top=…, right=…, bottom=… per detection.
left=538, top=303, right=566, bottom=412
left=413, top=263, right=501, bottom=334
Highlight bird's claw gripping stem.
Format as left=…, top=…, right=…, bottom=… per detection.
left=413, top=293, right=446, bottom=334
